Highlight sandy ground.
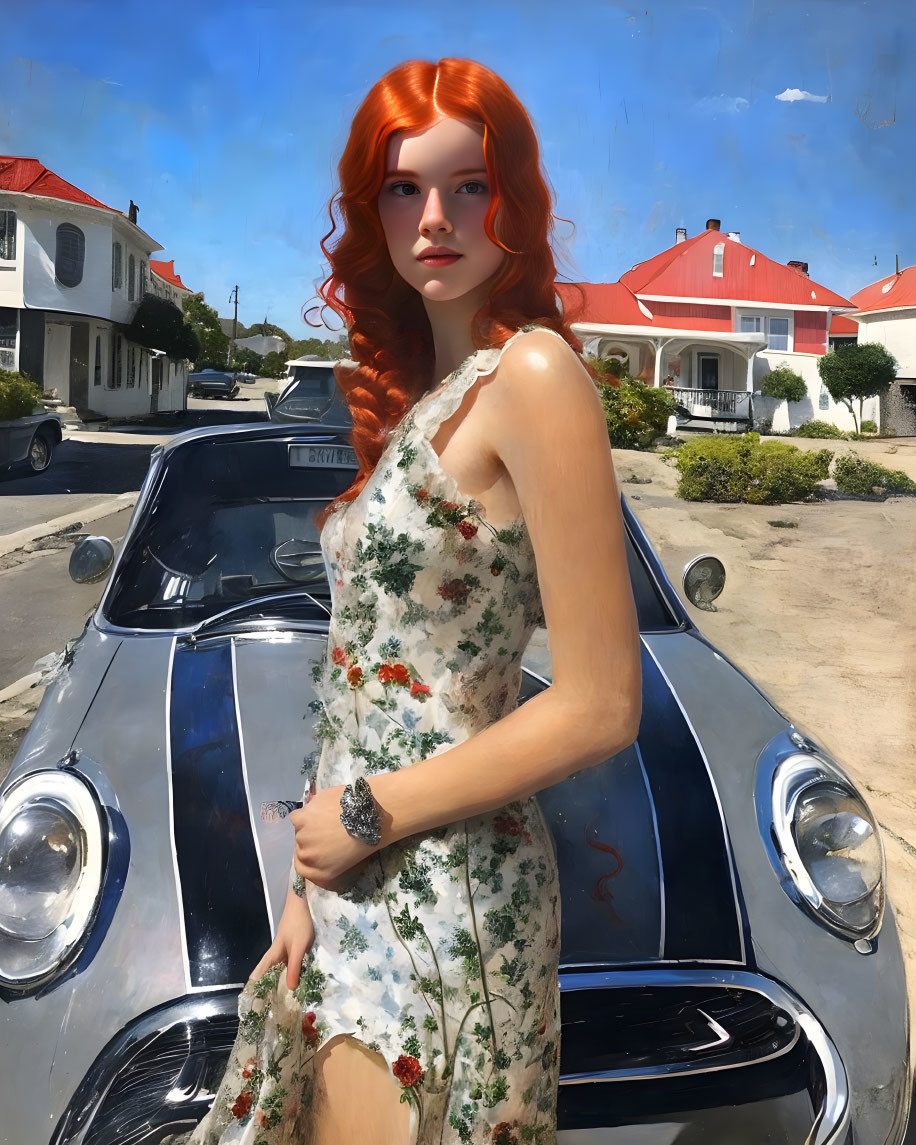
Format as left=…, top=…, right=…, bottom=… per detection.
left=615, top=433, right=916, bottom=1027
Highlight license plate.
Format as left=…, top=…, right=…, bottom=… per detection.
left=289, top=443, right=357, bottom=469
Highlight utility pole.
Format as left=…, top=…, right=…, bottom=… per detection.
left=228, top=285, right=239, bottom=368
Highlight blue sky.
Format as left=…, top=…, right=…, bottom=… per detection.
left=2, top=0, right=912, bottom=335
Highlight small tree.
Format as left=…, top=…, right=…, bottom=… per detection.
left=0, top=370, right=42, bottom=420
left=817, top=342, right=897, bottom=433
left=261, top=350, right=289, bottom=379
left=183, top=293, right=229, bottom=368
left=126, top=295, right=200, bottom=361
left=761, top=366, right=807, bottom=403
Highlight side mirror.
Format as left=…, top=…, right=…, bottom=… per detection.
left=69, top=536, right=115, bottom=584
left=682, top=554, right=726, bottom=612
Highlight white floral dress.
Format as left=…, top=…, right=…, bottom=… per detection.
left=191, top=326, right=564, bottom=1145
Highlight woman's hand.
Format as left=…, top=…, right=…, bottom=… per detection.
left=289, top=784, right=378, bottom=890
left=252, top=886, right=315, bottom=991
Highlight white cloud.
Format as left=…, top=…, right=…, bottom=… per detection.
left=775, top=88, right=828, bottom=104
left=697, top=94, right=750, bottom=115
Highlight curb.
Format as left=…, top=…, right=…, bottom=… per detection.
left=0, top=672, right=42, bottom=704
left=0, top=491, right=137, bottom=559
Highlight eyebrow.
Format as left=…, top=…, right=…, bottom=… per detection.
left=382, top=167, right=488, bottom=179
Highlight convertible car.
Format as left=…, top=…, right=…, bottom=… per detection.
left=0, top=421, right=910, bottom=1144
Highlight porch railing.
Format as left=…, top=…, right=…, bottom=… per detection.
left=671, top=387, right=751, bottom=421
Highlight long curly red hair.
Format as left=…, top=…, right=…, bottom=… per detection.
left=313, top=57, right=586, bottom=533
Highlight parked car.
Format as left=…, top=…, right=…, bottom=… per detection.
left=266, top=358, right=352, bottom=424
left=0, top=409, right=62, bottom=477
left=188, top=370, right=241, bottom=399
left=0, top=421, right=910, bottom=1145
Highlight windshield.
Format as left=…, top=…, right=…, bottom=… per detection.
left=102, top=433, right=679, bottom=633
left=103, top=435, right=356, bottom=630
left=279, top=367, right=336, bottom=411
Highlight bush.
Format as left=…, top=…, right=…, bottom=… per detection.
left=597, top=377, right=676, bottom=450
left=0, top=370, right=42, bottom=420
left=761, top=367, right=807, bottom=403
left=794, top=420, right=848, bottom=439
left=671, top=432, right=833, bottom=504
left=833, top=453, right=916, bottom=496
left=860, top=419, right=878, bottom=433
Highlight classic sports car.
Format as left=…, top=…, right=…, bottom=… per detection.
left=0, top=421, right=910, bottom=1145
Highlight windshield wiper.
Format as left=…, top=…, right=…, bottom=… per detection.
left=188, top=590, right=332, bottom=636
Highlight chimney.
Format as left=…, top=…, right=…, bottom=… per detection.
left=727, top=231, right=740, bottom=242
left=787, top=260, right=809, bottom=277
left=675, top=227, right=687, bottom=244
left=706, top=218, right=721, bottom=231
left=128, top=199, right=139, bottom=225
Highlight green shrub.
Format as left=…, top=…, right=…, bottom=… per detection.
left=0, top=370, right=42, bottom=420
left=794, top=420, right=848, bottom=439
left=761, top=367, right=807, bottom=403
left=597, top=377, right=676, bottom=450
left=833, top=452, right=916, bottom=496
left=671, top=432, right=832, bottom=504
left=860, top=419, right=878, bottom=434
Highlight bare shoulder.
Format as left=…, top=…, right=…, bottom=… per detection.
left=491, top=328, right=591, bottom=395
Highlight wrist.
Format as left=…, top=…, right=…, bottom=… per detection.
left=369, top=771, right=412, bottom=847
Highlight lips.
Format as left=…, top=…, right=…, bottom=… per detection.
left=417, top=246, right=462, bottom=266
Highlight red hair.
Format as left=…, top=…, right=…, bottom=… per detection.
left=313, top=57, right=586, bottom=532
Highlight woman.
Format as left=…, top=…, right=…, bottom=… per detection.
left=192, top=57, right=641, bottom=1145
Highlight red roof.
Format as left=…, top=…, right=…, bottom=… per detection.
left=620, top=228, right=853, bottom=309
left=849, top=266, right=916, bottom=315
left=0, top=155, right=116, bottom=213
left=150, top=259, right=191, bottom=292
left=830, top=315, right=859, bottom=335
left=557, top=281, right=653, bottom=327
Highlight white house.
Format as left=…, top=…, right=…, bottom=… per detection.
left=558, top=220, right=864, bottom=432
left=841, top=267, right=916, bottom=436
left=0, top=156, right=192, bottom=418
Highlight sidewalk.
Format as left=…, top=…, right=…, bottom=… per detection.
left=0, top=490, right=137, bottom=558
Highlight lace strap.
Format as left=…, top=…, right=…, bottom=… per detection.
left=412, top=324, right=569, bottom=438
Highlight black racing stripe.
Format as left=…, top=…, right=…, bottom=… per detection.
left=637, top=647, right=744, bottom=962
left=169, top=640, right=271, bottom=987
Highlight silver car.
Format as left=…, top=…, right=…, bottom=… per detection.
left=0, top=422, right=910, bottom=1144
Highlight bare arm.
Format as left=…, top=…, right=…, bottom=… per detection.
left=370, top=330, right=642, bottom=843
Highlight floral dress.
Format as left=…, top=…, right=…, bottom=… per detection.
left=191, top=326, right=564, bottom=1145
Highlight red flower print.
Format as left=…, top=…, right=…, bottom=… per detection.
left=457, top=519, right=478, bottom=539
left=255, top=1109, right=269, bottom=1128
left=490, top=564, right=502, bottom=576
left=440, top=500, right=459, bottom=512
left=391, top=662, right=410, bottom=686
left=377, top=663, right=395, bottom=684
left=437, top=578, right=470, bottom=603
left=347, top=664, right=363, bottom=687
left=492, top=1124, right=519, bottom=1145
left=494, top=813, right=532, bottom=845
left=410, top=681, right=431, bottom=698
left=230, top=1091, right=253, bottom=1119
left=331, top=646, right=348, bottom=666
left=537, top=1020, right=547, bottom=1036
left=416, top=488, right=430, bottom=502
left=241, top=1055, right=257, bottom=1079
left=302, top=1010, right=320, bottom=1046
left=392, top=1054, right=424, bottom=1087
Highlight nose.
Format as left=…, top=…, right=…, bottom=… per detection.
left=419, top=187, right=452, bottom=235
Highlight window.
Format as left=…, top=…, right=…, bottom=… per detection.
left=738, top=312, right=792, bottom=351
left=140, top=259, right=147, bottom=296
left=110, top=334, right=123, bottom=388
left=94, top=334, right=102, bottom=386
left=112, top=242, right=123, bottom=290
left=55, top=223, right=85, bottom=287
left=0, top=210, right=16, bottom=260
left=127, top=344, right=136, bottom=387
left=713, top=242, right=725, bottom=277
left=128, top=254, right=136, bottom=301
left=0, top=306, right=16, bottom=370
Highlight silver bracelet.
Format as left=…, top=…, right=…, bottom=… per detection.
left=339, top=776, right=382, bottom=846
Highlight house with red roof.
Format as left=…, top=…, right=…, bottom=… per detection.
left=558, top=220, right=861, bottom=432
left=0, top=156, right=194, bottom=417
left=840, top=267, right=916, bottom=435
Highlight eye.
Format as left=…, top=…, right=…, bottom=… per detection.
left=386, top=181, right=420, bottom=197
left=457, top=181, right=488, bottom=195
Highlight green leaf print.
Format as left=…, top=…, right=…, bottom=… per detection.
left=337, top=915, right=370, bottom=960
left=293, top=959, right=326, bottom=1007
left=356, top=521, right=424, bottom=598
left=398, top=852, right=438, bottom=906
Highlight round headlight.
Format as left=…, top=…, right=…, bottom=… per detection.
left=0, top=770, right=104, bottom=986
left=0, top=798, right=84, bottom=939
left=772, top=754, right=885, bottom=940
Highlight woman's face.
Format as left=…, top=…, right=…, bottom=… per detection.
left=377, top=116, right=506, bottom=304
